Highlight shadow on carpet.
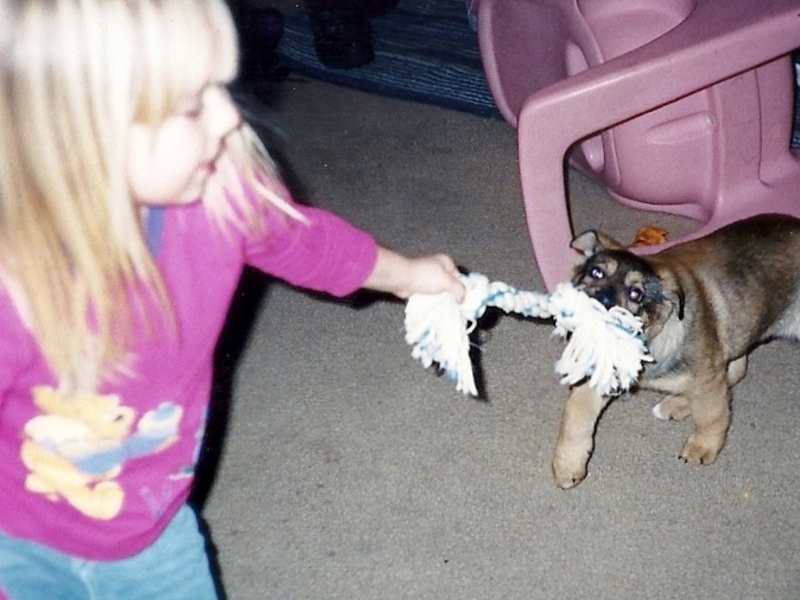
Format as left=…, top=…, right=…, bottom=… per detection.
left=276, top=0, right=501, bottom=119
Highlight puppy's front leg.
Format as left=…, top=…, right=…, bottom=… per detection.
left=552, top=382, right=611, bottom=489
left=681, top=376, right=731, bottom=465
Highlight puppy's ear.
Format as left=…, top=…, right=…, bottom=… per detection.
left=571, top=230, right=626, bottom=256
left=655, top=267, right=685, bottom=321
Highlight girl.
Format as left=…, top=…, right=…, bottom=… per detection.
left=0, top=0, right=465, bottom=598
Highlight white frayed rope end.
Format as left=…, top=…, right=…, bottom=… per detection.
left=404, top=273, right=652, bottom=397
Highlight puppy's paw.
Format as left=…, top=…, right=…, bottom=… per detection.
left=653, top=395, right=691, bottom=421
left=679, top=432, right=722, bottom=465
left=552, top=450, right=589, bottom=489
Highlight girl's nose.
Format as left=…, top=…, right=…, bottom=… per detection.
left=205, top=86, right=241, bottom=138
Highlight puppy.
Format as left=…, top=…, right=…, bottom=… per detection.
left=552, top=214, right=800, bottom=489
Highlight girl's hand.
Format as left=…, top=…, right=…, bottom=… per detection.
left=364, top=247, right=465, bottom=303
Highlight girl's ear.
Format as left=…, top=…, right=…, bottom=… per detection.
left=570, top=230, right=626, bottom=257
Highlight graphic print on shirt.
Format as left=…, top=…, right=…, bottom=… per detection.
left=20, top=385, right=183, bottom=520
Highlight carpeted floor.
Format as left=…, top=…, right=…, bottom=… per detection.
left=201, top=76, right=800, bottom=600
left=276, top=0, right=500, bottom=118
left=201, top=5, right=800, bottom=597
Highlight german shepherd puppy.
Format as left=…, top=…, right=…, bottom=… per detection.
left=552, top=214, right=800, bottom=489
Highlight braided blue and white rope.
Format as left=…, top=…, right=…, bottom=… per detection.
left=405, top=272, right=652, bottom=397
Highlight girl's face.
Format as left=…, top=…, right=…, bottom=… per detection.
left=127, top=84, right=241, bottom=206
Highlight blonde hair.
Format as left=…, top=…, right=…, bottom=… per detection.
left=0, top=0, right=296, bottom=392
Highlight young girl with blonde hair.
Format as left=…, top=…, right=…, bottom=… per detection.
left=0, top=0, right=464, bottom=597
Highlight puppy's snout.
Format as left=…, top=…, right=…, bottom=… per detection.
left=591, top=288, right=617, bottom=310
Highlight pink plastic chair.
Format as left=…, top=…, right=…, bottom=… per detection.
left=478, top=0, right=800, bottom=289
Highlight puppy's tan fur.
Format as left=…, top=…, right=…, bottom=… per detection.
left=552, top=214, right=800, bottom=489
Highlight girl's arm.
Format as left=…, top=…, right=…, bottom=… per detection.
left=363, top=247, right=465, bottom=302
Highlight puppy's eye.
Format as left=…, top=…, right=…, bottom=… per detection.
left=627, top=287, right=644, bottom=303
left=589, top=266, right=604, bottom=279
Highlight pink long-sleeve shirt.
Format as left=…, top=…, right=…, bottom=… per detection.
left=0, top=194, right=377, bottom=560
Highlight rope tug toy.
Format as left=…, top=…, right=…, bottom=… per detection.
left=404, top=272, right=653, bottom=397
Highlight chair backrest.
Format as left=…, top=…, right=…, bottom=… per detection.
left=479, top=0, right=800, bottom=288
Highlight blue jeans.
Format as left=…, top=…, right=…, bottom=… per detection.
left=0, top=505, right=220, bottom=600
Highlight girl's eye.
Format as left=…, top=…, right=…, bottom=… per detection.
left=178, top=94, right=204, bottom=119
left=183, top=101, right=203, bottom=119
left=627, top=287, right=644, bottom=303
left=589, top=266, right=604, bottom=279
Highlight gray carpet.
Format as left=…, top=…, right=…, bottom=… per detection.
left=203, top=78, right=800, bottom=599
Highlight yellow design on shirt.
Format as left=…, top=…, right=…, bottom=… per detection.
left=21, top=386, right=182, bottom=520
